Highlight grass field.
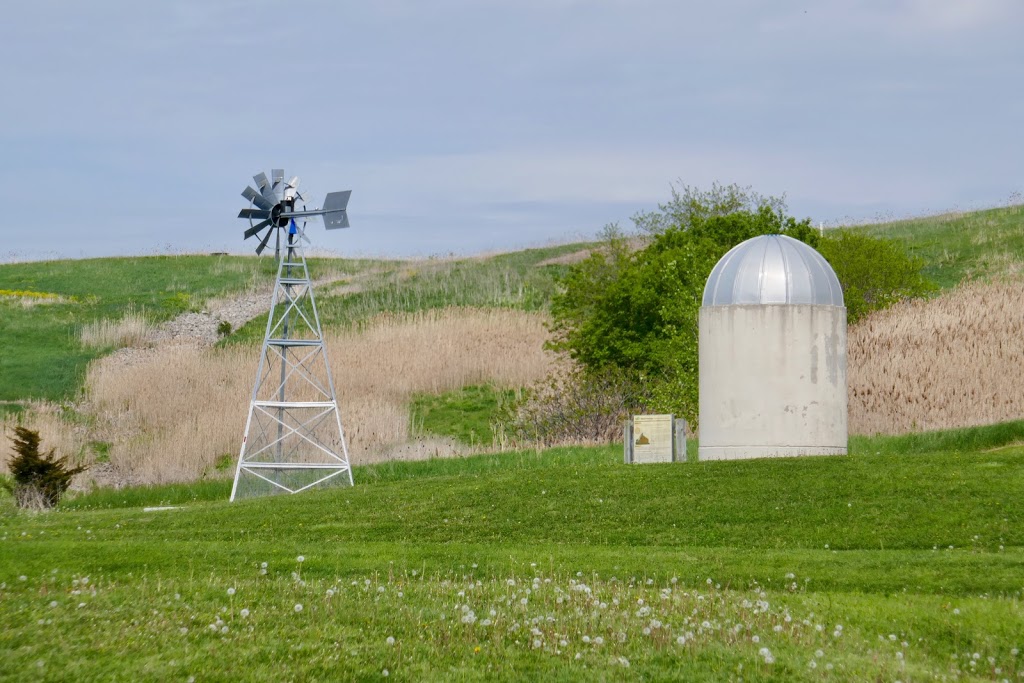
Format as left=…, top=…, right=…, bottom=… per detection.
left=2, top=428, right=1022, bottom=681
left=2, top=208, right=1024, bottom=680
left=0, top=255, right=276, bottom=402
left=855, top=204, right=1024, bottom=289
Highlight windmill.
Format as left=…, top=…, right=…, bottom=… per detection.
left=230, top=169, right=354, bottom=501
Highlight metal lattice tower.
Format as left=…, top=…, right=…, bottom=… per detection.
left=230, top=169, right=353, bottom=501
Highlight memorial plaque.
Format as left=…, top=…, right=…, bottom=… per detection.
left=632, top=414, right=674, bottom=463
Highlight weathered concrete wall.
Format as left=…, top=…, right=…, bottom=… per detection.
left=698, top=304, right=847, bottom=460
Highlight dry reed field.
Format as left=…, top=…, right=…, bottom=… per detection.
left=78, top=309, right=151, bottom=348
left=0, top=308, right=555, bottom=485
left=848, top=276, right=1024, bottom=435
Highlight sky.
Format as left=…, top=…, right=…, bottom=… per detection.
left=2, top=0, right=1022, bottom=261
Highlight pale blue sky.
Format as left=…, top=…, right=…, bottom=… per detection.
left=2, top=0, right=1022, bottom=261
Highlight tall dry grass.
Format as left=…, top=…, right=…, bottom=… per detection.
left=80, top=310, right=151, bottom=348
left=848, top=277, right=1024, bottom=435
left=75, top=308, right=555, bottom=483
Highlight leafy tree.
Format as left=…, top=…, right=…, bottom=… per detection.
left=633, top=181, right=788, bottom=236
left=817, top=229, right=935, bottom=323
left=547, top=184, right=934, bottom=429
left=4, top=426, right=85, bottom=509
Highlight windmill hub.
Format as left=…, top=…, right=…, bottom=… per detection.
left=271, top=202, right=291, bottom=227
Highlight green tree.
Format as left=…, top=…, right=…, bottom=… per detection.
left=4, top=426, right=85, bottom=509
left=547, top=186, right=934, bottom=428
left=817, top=229, right=935, bottom=323
left=550, top=203, right=811, bottom=425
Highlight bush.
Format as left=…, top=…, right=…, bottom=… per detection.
left=547, top=184, right=934, bottom=426
left=817, top=229, right=936, bottom=323
left=4, top=427, right=85, bottom=509
left=505, top=366, right=652, bottom=448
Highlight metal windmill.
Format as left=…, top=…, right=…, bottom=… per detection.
left=230, top=169, right=354, bottom=501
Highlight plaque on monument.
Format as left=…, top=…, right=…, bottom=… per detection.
left=631, top=414, right=674, bottom=464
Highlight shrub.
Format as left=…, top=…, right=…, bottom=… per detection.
left=505, top=366, right=652, bottom=447
left=547, top=185, right=934, bottom=425
left=4, top=427, right=85, bottom=509
left=817, top=229, right=936, bottom=323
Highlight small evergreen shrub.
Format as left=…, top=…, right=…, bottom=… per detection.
left=4, top=427, right=86, bottom=509
left=217, top=320, right=232, bottom=337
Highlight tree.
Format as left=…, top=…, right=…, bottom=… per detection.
left=550, top=203, right=812, bottom=425
left=547, top=185, right=934, bottom=429
left=4, top=427, right=85, bottom=509
left=817, top=230, right=935, bottom=323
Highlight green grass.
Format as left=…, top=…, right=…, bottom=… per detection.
left=2, top=435, right=1022, bottom=680
left=850, top=418, right=1024, bottom=456
left=410, top=384, right=518, bottom=447
left=855, top=204, right=1024, bottom=289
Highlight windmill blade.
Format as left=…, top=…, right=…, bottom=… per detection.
left=255, top=171, right=278, bottom=203
left=253, top=172, right=270, bottom=192
left=286, top=176, right=300, bottom=189
left=242, top=186, right=275, bottom=211
left=238, top=208, right=271, bottom=220
left=244, top=219, right=272, bottom=240
left=255, top=226, right=276, bottom=255
left=271, top=169, right=285, bottom=187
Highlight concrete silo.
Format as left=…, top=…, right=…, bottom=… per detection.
left=698, top=234, right=847, bottom=460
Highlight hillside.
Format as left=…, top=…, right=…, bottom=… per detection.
left=2, top=436, right=1023, bottom=680
left=1, top=206, right=1023, bottom=483
left=2, top=207, right=1024, bottom=680
left=855, top=203, right=1024, bottom=288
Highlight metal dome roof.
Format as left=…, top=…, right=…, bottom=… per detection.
left=702, top=234, right=844, bottom=307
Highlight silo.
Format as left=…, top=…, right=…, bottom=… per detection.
left=698, top=234, right=847, bottom=460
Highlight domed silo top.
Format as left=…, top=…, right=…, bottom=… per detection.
left=702, top=234, right=843, bottom=307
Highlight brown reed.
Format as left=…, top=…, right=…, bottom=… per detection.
left=21, top=308, right=556, bottom=484
left=848, top=276, right=1024, bottom=435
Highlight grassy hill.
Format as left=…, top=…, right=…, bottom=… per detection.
left=2, top=425, right=1022, bottom=680
left=0, top=255, right=278, bottom=402
left=855, top=204, right=1024, bottom=289
left=2, top=208, right=1024, bottom=679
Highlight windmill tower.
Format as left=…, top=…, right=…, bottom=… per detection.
left=230, top=169, right=354, bottom=501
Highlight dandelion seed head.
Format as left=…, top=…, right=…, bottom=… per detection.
left=296, top=555, right=305, bottom=563
left=294, top=603, right=303, bottom=613
left=240, top=609, right=250, bottom=618
left=386, top=636, right=395, bottom=646
left=227, top=587, right=235, bottom=596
